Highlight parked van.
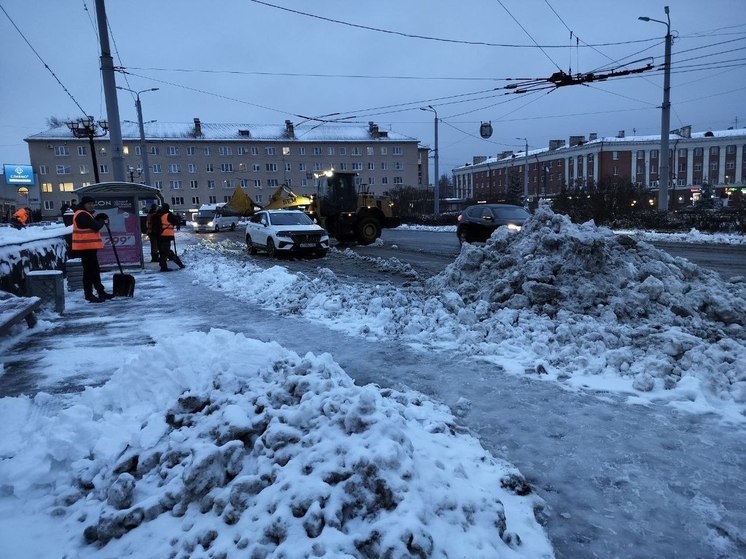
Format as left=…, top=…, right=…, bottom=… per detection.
left=194, top=203, right=240, bottom=232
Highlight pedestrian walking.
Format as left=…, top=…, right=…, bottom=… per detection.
left=72, top=196, right=114, bottom=303
left=157, top=203, right=185, bottom=272
left=145, top=204, right=160, bottom=263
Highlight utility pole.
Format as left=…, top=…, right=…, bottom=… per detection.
left=516, top=137, right=529, bottom=200
left=95, top=0, right=125, bottom=182
left=421, top=106, right=439, bottom=215
left=639, top=6, right=672, bottom=211
left=118, top=87, right=158, bottom=185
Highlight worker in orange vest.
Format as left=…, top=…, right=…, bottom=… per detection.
left=72, top=196, right=114, bottom=303
left=157, top=203, right=185, bottom=272
left=10, top=207, right=30, bottom=229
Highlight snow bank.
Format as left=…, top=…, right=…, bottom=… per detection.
left=186, top=207, right=746, bottom=422
left=0, top=330, right=553, bottom=558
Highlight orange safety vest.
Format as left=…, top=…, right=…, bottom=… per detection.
left=13, top=208, right=29, bottom=224
left=160, top=213, right=175, bottom=238
left=72, top=210, right=104, bottom=251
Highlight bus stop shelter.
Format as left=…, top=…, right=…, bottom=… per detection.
left=73, top=182, right=163, bottom=269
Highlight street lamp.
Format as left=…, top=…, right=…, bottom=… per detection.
left=420, top=105, right=439, bottom=215
left=117, top=86, right=159, bottom=185
left=516, top=137, right=529, bottom=201
left=66, top=116, right=109, bottom=182
left=127, top=165, right=143, bottom=182
left=639, top=6, right=672, bottom=212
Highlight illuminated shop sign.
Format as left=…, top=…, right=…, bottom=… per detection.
left=3, top=164, right=35, bottom=185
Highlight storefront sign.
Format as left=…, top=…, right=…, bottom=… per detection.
left=91, top=197, right=143, bottom=267
left=3, top=164, right=35, bottom=185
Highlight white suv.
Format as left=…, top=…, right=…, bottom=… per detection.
left=245, top=210, right=329, bottom=258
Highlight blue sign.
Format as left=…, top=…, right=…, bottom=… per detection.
left=3, top=164, right=35, bottom=185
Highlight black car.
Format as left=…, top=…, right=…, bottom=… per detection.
left=456, top=204, right=530, bottom=243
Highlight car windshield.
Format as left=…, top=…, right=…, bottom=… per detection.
left=196, top=210, right=216, bottom=218
left=268, top=212, right=313, bottom=226
left=491, top=206, right=530, bottom=220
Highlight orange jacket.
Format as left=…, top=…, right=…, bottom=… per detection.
left=160, top=213, right=175, bottom=238
left=12, top=208, right=29, bottom=225
left=72, top=210, right=104, bottom=250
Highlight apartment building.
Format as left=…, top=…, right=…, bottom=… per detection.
left=453, top=127, right=746, bottom=207
left=25, top=119, right=428, bottom=219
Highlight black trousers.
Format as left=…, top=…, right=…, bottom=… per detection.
left=158, top=236, right=184, bottom=270
left=148, top=234, right=160, bottom=261
left=79, top=249, right=105, bottom=297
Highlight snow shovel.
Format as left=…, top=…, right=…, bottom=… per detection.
left=104, top=223, right=136, bottom=297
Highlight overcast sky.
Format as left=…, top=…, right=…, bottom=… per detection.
left=1, top=0, right=744, bottom=177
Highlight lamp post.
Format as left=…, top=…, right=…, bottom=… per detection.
left=117, top=86, right=158, bottom=185
left=420, top=105, right=439, bottom=215
left=516, top=137, right=529, bottom=201
left=66, top=116, right=109, bottom=183
left=639, top=6, right=672, bottom=212
left=127, top=165, right=143, bottom=182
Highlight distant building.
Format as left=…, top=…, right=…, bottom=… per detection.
left=453, top=127, right=746, bottom=207
left=25, top=119, right=428, bottom=219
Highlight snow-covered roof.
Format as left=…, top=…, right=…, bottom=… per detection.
left=455, top=127, right=746, bottom=171
left=25, top=122, right=418, bottom=143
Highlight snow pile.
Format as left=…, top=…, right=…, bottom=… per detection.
left=0, top=330, right=553, bottom=558
left=186, top=207, right=746, bottom=420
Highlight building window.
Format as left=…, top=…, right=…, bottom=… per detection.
left=153, top=181, right=162, bottom=189
left=380, top=162, right=388, bottom=170
left=150, top=146, right=159, bottom=155
left=77, top=146, right=87, bottom=156
left=313, top=162, right=322, bottom=171
left=710, top=146, right=719, bottom=156
left=240, top=179, right=249, bottom=188
left=79, top=165, right=89, bottom=174
left=650, top=150, right=658, bottom=159
left=394, top=161, right=403, bottom=170
left=380, top=147, right=387, bottom=155
left=54, top=146, right=70, bottom=156
left=59, top=182, right=74, bottom=192
left=339, top=147, right=346, bottom=155
left=284, top=162, right=291, bottom=172
left=152, top=164, right=162, bottom=174
left=168, top=146, right=178, bottom=156
left=168, top=164, right=180, bottom=174
left=204, top=147, right=211, bottom=156
left=224, top=179, right=235, bottom=188
left=254, top=179, right=261, bottom=187
left=209, top=195, right=217, bottom=204
left=190, top=180, right=199, bottom=189
left=313, top=147, right=322, bottom=156
left=351, top=147, right=361, bottom=156
left=192, top=196, right=200, bottom=205
left=268, top=179, right=279, bottom=187
left=219, top=146, right=232, bottom=156
left=726, top=145, right=736, bottom=155
left=694, top=147, right=703, bottom=156
left=352, top=162, right=362, bottom=170
left=612, top=151, right=619, bottom=160
left=170, top=180, right=183, bottom=189
left=43, top=200, right=54, bottom=211
left=187, top=146, right=195, bottom=156
left=266, top=163, right=277, bottom=172
left=339, top=162, right=347, bottom=171
left=265, top=147, right=276, bottom=156
left=188, top=163, right=197, bottom=173
left=368, top=162, right=375, bottom=170
left=135, top=146, right=142, bottom=156
left=393, top=147, right=402, bottom=155
left=299, top=163, right=307, bottom=171
left=56, top=165, right=71, bottom=175
left=694, top=163, right=702, bottom=172
left=206, top=163, right=214, bottom=173
left=369, top=177, right=375, bottom=185
left=710, top=161, right=719, bottom=171
left=366, top=147, right=374, bottom=156
left=221, top=163, right=234, bottom=172
left=39, top=165, right=48, bottom=175
left=381, top=177, right=389, bottom=185
left=252, top=164, right=261, bottom=172
left=41, top=182, right=53, bottom=192
left=237, top=146, right=248, bottom=155
left=207, top=180, right=216, bottom=189
left=171, top=197, right=184, bottom=205
left=678, top=148, right=687, bottom=157
left=251, top=147, right=259, bottom=156
left=298, top=147, right=305, bottom=155
left=328, top=147, right=335, bottom=155
left=393, top=177, right=403, bottom=184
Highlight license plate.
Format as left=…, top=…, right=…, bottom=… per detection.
left=299, top=243, right=315, bottom=248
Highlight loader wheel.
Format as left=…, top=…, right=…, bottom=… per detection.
left=246, top=234, right=257, bottom=255
left=355, top=218, right=381, bottom=245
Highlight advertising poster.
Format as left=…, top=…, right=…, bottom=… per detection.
left=92, top=197, right=143, bottom=267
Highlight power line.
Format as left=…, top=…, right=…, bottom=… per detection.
left=247, top=0, right=660, bottom=49
left=495, top=0, right=562, bottom=71
left=0, top=2, right=88, bottom=116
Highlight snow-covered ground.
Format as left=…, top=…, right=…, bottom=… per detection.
left=1, top=209, right=744, bottom=558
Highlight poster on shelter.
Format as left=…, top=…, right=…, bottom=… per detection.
left=92, top=197, right=143, bottom=267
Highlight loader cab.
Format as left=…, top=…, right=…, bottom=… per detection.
left=317, top=170, right=358, bottom=215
